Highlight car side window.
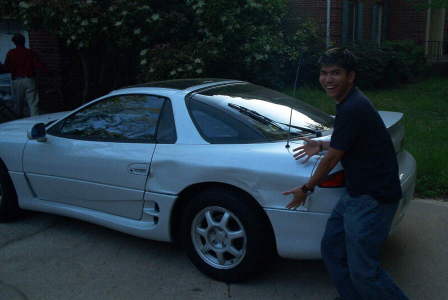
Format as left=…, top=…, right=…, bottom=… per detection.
left=189, top=99, right=264, bottom=144
left=49, top=94, right=167, bottom=142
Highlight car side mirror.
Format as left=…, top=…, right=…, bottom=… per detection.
left=28, top=123, right=47, bottom=142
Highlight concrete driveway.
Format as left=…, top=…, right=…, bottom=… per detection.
left=0, top=199, right=447, bottom=300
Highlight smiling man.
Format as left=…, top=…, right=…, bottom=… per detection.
left=283, top=48, right=408, bottom=300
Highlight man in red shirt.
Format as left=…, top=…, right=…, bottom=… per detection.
left=4, top=33, right=47, bottom=117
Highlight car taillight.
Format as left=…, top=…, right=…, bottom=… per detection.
left=318, top=170, right=345, bottom=188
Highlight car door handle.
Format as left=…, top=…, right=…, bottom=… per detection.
left=128, top=163, right=149, bottom=176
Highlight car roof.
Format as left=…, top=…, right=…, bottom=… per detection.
left=115, top=78, right=245, bottom=94
left=127, top=78, right=232, bottom=89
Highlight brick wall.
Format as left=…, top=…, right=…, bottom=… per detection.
left=388, top=0, right=427, bottom=42
left=29, top=31, right=60, bottom=72
left=287, top=0, right=343, bottom=45
left=288, top=0, right=429, bottom=46
left=29, top=31, right=64, bottom=112
left=289, top=0, right=385, bottom=45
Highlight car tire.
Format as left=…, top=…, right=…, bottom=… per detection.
left=0, top=163, right=20, bottom=222
left=181, top=187, right=274, bottom=282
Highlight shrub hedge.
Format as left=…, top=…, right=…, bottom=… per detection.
left=347, top=41, right=427, bottom=89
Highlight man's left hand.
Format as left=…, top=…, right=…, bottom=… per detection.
left=293, top=138, right=321, bottom=162
left=283, top=187, right=307, bottom=209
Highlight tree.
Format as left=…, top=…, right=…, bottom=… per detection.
left=139, top=0, right=325, bottom=88
left=1, top=0, right=325, bottom=103
left=1, top=0, right=192, bottom=103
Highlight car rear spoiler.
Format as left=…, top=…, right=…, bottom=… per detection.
left=378, top=111, right=405, bottom=153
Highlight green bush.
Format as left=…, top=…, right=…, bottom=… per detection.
left=138, top=1, right=326, bottom=89
left=347, top=41, right=427, bottom=89
left=381, top=40, right=427, bottom=81
left=284, top=41, right=426, bottom=89
left=296, top=41, right=427, bottom=89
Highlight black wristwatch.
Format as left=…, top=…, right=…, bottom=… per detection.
left=301, top=184, right=314, bottom=194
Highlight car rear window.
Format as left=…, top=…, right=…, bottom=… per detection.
left=187, top=83, right=333, bottom=144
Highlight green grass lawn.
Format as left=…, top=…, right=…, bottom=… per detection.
left=285, top=77, right=448, bottom=199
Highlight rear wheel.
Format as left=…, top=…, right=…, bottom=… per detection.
left=182, top=187, right=274, bottom=282
left=0, top=163, right=20, bottom=222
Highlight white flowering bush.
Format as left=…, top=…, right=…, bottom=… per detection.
left=0, top=0, right=194, bottom=102
left=2, top=0, right=325, bottom=92
left=139, top=0, right=325, bottom=87
left=139, top=42, right=206, bottom=81
left=2, top=0, right=166, bottom=49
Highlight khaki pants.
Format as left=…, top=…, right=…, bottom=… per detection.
left=12, top=77, right=40, bottom=117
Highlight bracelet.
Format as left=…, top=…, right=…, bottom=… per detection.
left=301, top=184, right=314, bottom=194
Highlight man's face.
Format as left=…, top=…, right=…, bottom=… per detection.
left=319, top=65, right=355, bottom=102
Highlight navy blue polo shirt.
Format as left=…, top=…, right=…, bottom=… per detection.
left=330, top=87, right=402, bottom=202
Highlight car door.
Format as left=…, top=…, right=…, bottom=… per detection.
left=23, top=93, right=170, bottom=220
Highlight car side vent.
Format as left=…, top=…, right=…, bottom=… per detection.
left=143, top=201, right=160, bottom=225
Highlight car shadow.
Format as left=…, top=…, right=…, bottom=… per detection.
left=0, top=211, right=415, bottom=300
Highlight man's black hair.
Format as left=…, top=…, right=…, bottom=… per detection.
left=318, top=48, right=357, bottom=73
left=12, top=33, right=26, bottom=46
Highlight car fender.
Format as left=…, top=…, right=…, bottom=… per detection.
left=0, top=121, right=30, bottom=172
left=0, top=112, right=68, bottom=172
left=148, top=142, right=319, bottom=209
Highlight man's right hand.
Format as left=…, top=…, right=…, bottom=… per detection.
left=293, top=138, right=321, bottom=163
left=283, top=186, right=307, bottom=209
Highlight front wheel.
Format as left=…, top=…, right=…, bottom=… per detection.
left=182, top=187, right=274, bottom=282
left=0, top=163, right=20, bottom=222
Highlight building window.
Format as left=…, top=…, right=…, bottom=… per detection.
left=371, top=2, right=384, bottom=46
left=342, top=0, right=364, bottom=44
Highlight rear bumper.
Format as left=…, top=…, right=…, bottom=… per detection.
left=265, top=208, right=329, bottom=260
left=266, top=150, right=416, bottom=260
left=392, top=150, right=417, bottom=230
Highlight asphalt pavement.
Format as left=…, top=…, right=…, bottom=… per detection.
left=0, top=199, right=447, bottom=300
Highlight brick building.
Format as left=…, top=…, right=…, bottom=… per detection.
left=288, top=0, right=447, bottom=59
left=27, top=30, right=65, bottom=112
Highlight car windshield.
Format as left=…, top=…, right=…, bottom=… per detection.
left=188, top=83, right=333, bottom=144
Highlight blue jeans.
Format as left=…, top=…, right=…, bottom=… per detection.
left=321, top=193, right=408, bottom=300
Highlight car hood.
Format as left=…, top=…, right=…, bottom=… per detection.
left=0, top=112, right=69, bottom=131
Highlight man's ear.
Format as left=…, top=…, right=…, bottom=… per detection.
left=348, top=71, right=356, bottom=84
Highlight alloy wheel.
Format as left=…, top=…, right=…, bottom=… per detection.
left=191, top=206, right=247, bottom=270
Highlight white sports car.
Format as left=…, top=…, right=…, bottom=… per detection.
left=0, top=79, right=416, bottom=282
